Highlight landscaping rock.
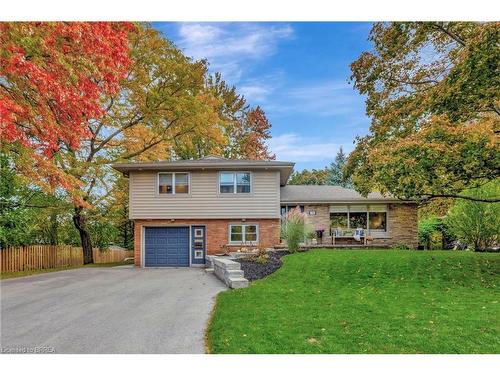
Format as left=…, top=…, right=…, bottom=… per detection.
left=235, top=250, right=289, bottom=281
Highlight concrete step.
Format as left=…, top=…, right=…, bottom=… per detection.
left=213, top=257, right=242, bottom=270
left=205, top=268, right=214, bottom=273
left=229, top=277, right=249, bottom=289
left=225, top=269, right=244, bottom=278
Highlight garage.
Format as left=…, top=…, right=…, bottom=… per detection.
left=144, top=227, right=190, bottom=267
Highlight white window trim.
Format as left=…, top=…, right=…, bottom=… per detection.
left=219, top=171, right=252, bottom=194
left=228, top=224, right=259, bottom=245
left=157, top=172, right=190, bottom=195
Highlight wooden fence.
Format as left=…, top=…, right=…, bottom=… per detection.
left=93, top=248, right=134, bottom=264
left=0, top=245, right=134, bottom=273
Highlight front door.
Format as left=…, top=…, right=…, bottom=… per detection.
left=191, top=226, right=206, bottom=265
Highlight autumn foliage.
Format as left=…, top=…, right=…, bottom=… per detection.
left=1, top=22, right=279, bottom=262
left=0, top=22, right=133, bottom=191
left=347, top=22, right=500, bottom=203
left=239, top=107, right=275, bottom=160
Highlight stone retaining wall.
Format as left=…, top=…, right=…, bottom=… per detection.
left=206, top=256, right=249, bottom=289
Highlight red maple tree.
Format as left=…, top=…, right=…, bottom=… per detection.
left=240, top=106, right=275, bottom=160
left=0, top=22, right=133, bottom=191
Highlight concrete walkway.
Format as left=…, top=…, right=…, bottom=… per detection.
left=1, top=267, right=226, bottom=353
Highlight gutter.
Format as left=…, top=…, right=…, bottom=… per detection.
left=280, top=200, right=415, bottom=204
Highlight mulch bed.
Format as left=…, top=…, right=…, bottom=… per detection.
left=234, top=250, right=289, bottom=281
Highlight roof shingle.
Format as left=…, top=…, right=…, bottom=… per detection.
left=280, top=185, right=402, bottom=203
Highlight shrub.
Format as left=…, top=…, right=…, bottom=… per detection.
left=391, top=242, right=413, bottom=250
left=255, top=247, right=269, bottom=264
left=444, top=181, right=500, bottom=251
left=418, top=217, right=442, bottom=249
left=281, top=207, right=313, bottom=252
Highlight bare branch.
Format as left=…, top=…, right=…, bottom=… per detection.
left=87, top=115, right=144, bottom=162
left=388, top=77, right=439, bottom=86
left=432, top=23, right=466, bottom=47
left=423, top=193, right=500, bottom=203
left=120, top=137, right=165, bottom=160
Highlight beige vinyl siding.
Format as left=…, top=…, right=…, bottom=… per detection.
left=129, top=170, right=281, bottom=219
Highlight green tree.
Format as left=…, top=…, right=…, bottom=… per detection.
left=418, top=217, right=443, bottom=250
left=0, top=153, right=71, bottom=246
left=2, top=23, right=279, bottom=259
left=288, top=169, right=329, bottom=185
left=326, top=147, right=352, bottom=187
left=347, top=22, right=500, bottom=203
left=445, top=180, right=500, bottom=251
left=47, top=24, right=230, bottom=263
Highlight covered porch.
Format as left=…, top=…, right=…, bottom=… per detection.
left=279, top=185, right=418, bottom=249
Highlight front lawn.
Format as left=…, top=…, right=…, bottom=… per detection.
left=207, top=249, right=500, bottom=353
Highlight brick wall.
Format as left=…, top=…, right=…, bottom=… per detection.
left=303, top=203, right=418, bottom=248
left=133, top=218, right=280, bottom=267
left=304, top=205, right=332, bottom=244
left=378, top=203, right=418, bottom=248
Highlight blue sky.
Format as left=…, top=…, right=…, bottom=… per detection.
left=153, top=22, right=374, bottom=171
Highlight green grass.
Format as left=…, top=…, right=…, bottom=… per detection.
left=0, top=260, right=133, bottom=280
left=207, top=249, right=500, bottom=353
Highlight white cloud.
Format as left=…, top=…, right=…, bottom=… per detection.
left=267, top=80, right=365, bottom=117
left=267, top=133, right=353, bottom=162
left=176, top=23, right=293, bottom=83
left=239, top=83, right=273, bottom=102
left=177, top=24, right=222, bottom=44
left=237, top=72, right=285, bottom=103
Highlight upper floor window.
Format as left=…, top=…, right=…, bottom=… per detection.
left=219, top=172, right=251, bottom=194
left=158, top=172, right=189, bottom=194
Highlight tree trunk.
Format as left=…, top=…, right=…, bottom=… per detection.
left=49, top=212, right=58, bottom=245
left=122, top=204, right=128, bottom=249
left=123, top=223, right=128, bottom=249
left=73, top=206, right=93, bottom=264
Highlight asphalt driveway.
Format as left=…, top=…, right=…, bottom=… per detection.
left=0, top=266, right=226, bottom=353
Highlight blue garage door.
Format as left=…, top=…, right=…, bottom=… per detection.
left=144, top=227, right=190, bottom=267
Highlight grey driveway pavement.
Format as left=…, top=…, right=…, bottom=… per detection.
left=0, top=267, right=226, bottom=353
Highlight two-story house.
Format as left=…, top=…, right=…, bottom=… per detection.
left=112, top=156, right=418, bottom=267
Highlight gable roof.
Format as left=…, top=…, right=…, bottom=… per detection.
left=112, top=156, right=295, bottom=185
left=280, top=185, right=404, bottom=203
